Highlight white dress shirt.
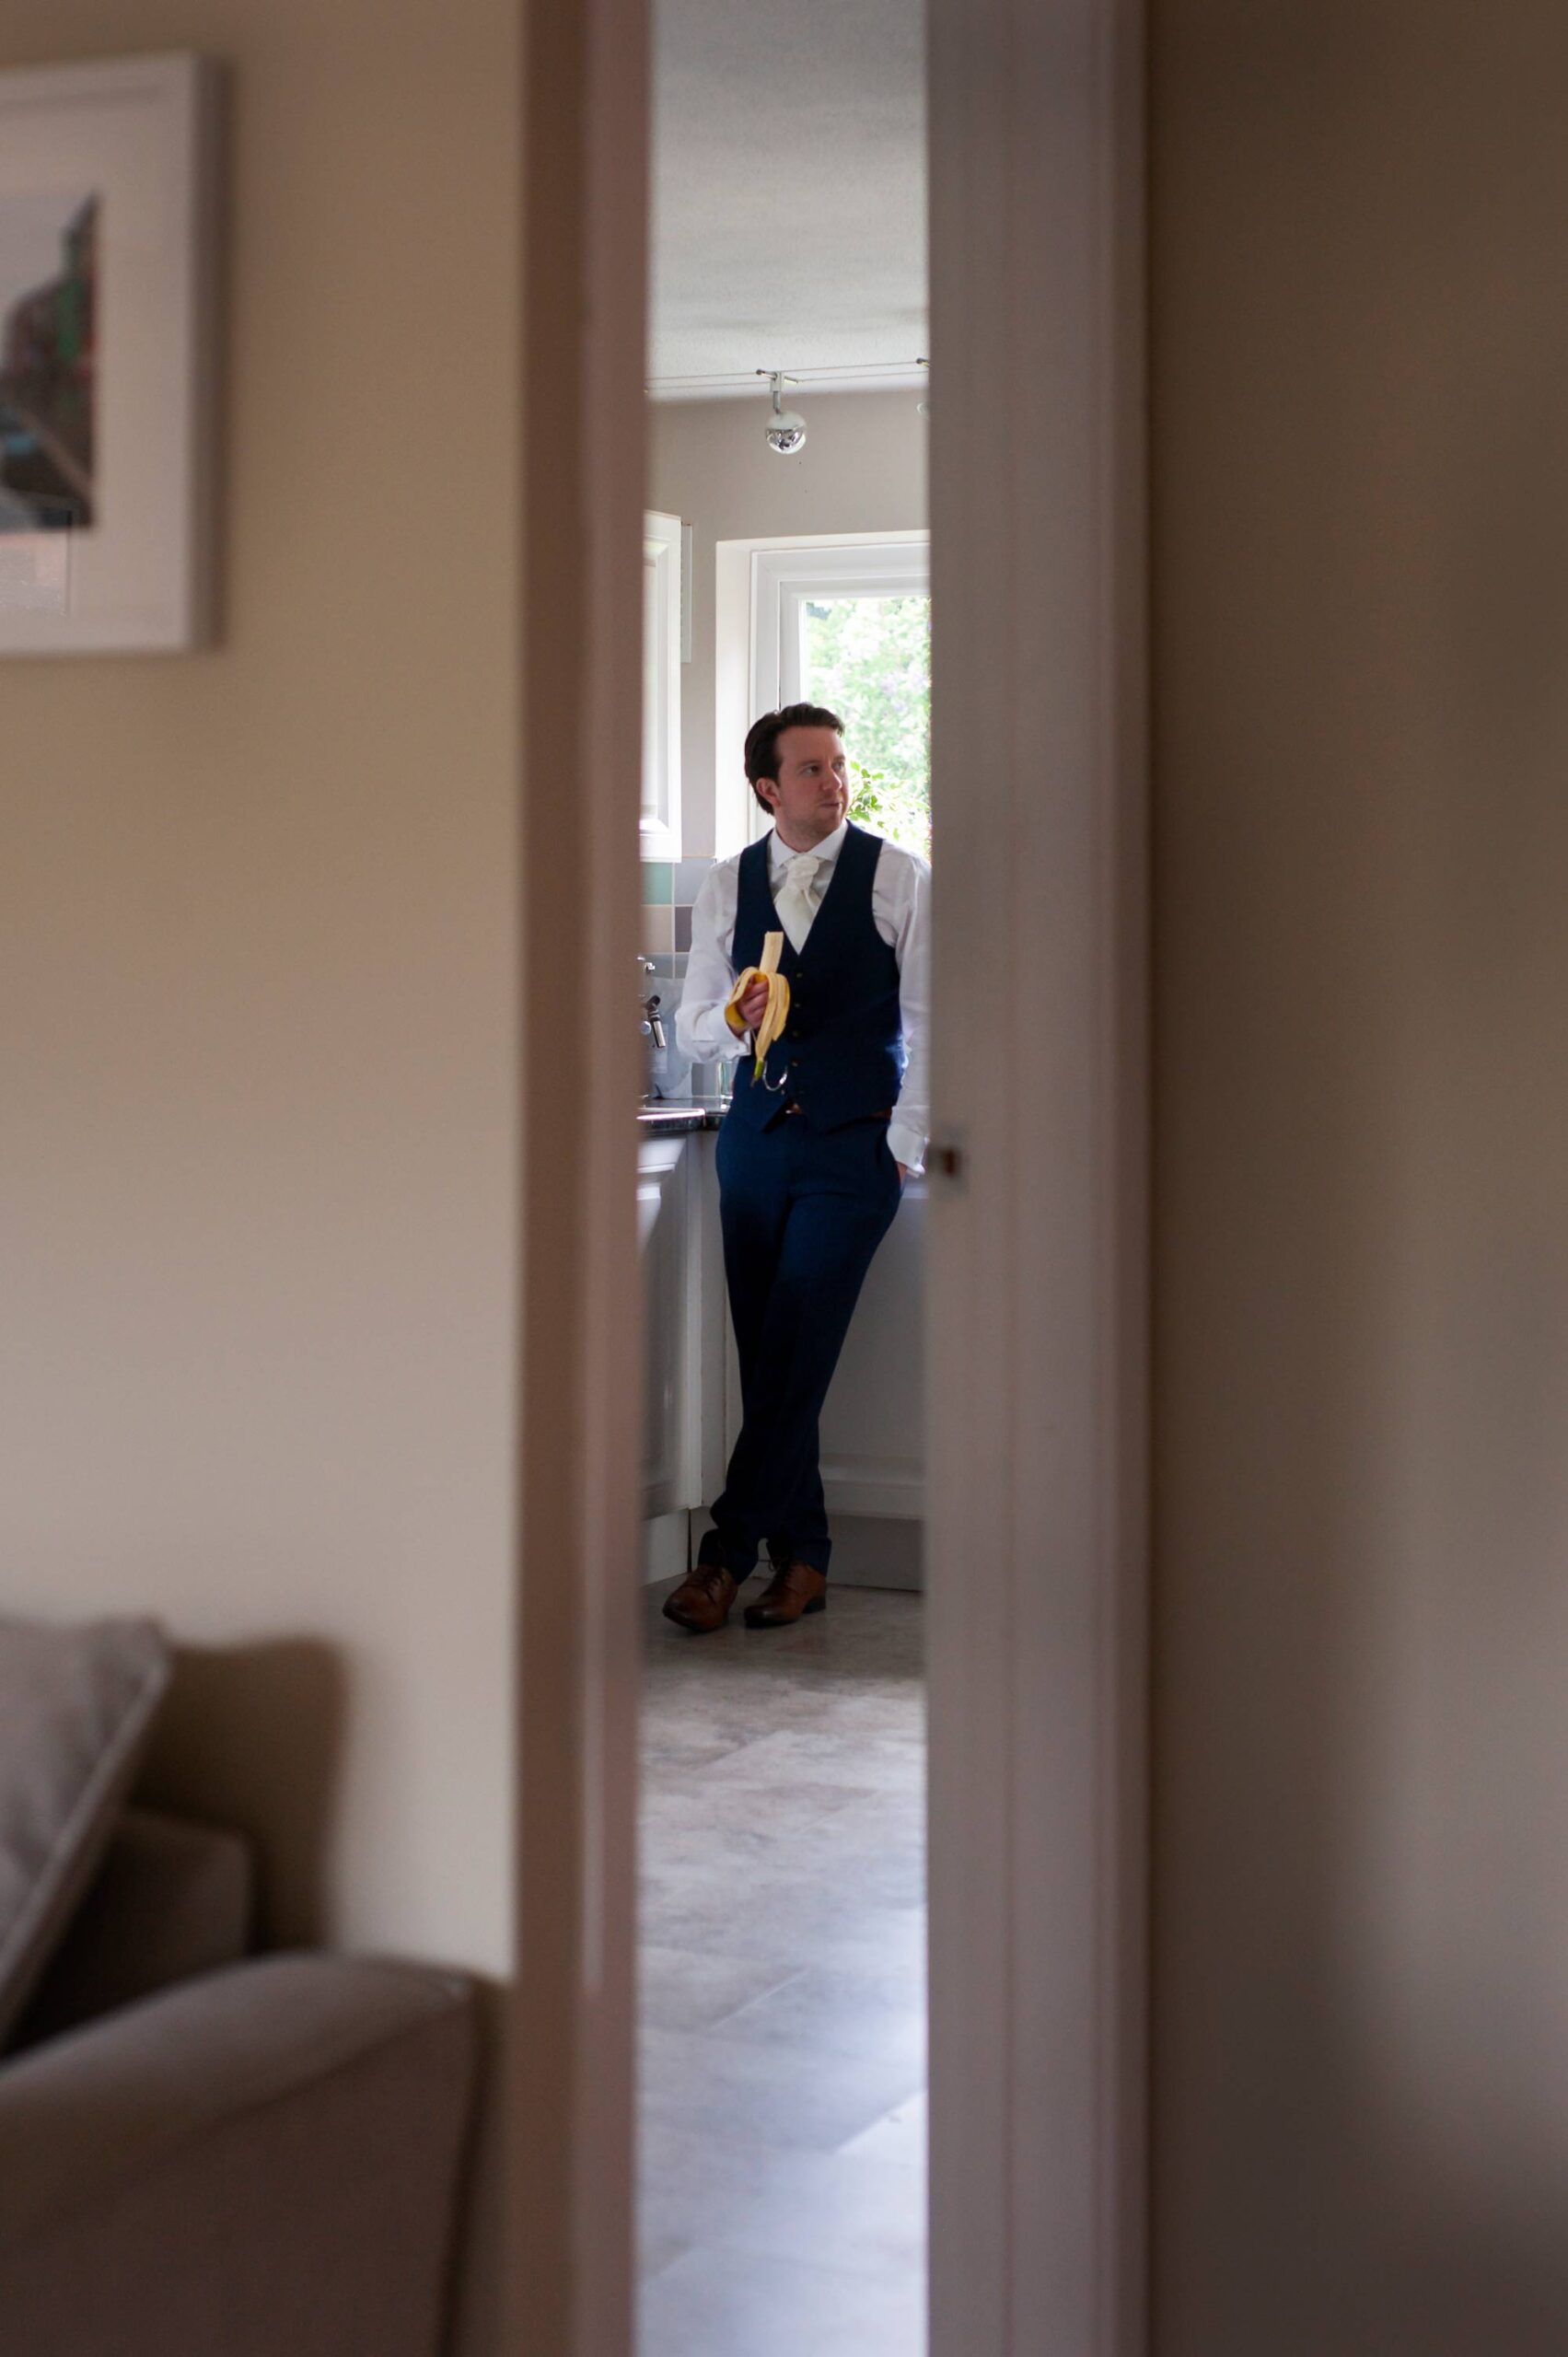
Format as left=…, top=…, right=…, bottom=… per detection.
left=675, top=821, right=931, bottom=1173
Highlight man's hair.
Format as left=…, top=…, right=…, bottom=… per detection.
left=743, top=703, right=845, bottom=809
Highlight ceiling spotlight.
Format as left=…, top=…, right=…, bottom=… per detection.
left=761, top=370, right=807, bottom=457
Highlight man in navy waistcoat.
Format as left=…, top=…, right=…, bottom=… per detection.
left=668, top=703, right=931, bottom=1631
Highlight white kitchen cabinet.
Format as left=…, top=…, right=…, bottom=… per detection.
left=639, top=1131, right=727, bottom=1538
left=639, top=1134, right=689, bottom=1518
left=640, top=510, right=685, bottom=862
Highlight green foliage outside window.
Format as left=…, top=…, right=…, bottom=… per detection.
left=802, top=594, right=931, bottom=862
left=846, top=761, right=931, bottom=864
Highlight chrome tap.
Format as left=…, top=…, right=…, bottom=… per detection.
left=638, top=957, right=668, bottom=1099
left=636, top=956, right=667, bottom=1051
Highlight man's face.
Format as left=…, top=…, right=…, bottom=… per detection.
left=759, top=726, right=851, bottom=842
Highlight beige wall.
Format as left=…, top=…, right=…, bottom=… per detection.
left=1153, top=4, right=1568, bottom=2350
left=649, top=389, right=926, bottom=853
left=0, top=2, right=518, bottom=1974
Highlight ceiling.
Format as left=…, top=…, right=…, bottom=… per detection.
left=648, top=0, right=927, bottom=397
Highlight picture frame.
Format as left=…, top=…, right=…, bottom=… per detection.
left=0, top=52, right=219, bottom=656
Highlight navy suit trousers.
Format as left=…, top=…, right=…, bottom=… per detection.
left=703, top=1109, right=903, bottom=1579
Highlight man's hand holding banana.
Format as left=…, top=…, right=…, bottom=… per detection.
left=726, top=975, right=771, bottom=1039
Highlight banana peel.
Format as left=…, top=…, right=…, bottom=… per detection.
left=726, top=929, right=791, bottom=1082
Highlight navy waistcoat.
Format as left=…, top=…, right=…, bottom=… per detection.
left=726, top=822, right=904, bottom=1134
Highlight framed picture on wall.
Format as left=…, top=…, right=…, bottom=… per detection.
left=0, top=52, right=218, bottom=656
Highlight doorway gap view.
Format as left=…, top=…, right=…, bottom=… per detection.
left=637, top=2, right=931, bottom=2349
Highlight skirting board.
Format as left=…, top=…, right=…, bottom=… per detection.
left=819, top=1515, right=923, bottom=1591
left=643, top=1511, right=923, bottom=1592
left=644, top=1510, right=691, bottom=1584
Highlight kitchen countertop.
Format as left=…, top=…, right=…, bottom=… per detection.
left=637, top=1096, right=726, bottom=1136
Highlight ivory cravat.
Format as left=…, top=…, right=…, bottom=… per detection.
left=772, top=850, right=823, bottom=953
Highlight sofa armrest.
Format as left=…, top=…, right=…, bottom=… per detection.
left=0, top=1953, right=476, bottom=2357
left=12, top=1808, right=254, bottom=2050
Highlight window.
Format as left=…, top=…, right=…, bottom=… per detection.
left=714, top=530, right=930, bottom=858
left=797, top=593, right=931, bottom=861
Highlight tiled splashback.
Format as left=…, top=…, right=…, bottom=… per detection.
left=642, top=857, right=722, bottom=1093
left=642, top=855, right=715, bottom=969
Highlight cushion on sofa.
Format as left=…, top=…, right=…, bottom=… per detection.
left=14, top=1808, right=255, bottom=2050
left=0, top=1617, right=170, bottom=2047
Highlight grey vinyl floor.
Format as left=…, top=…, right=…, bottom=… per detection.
left=637, top=1577, right=928, bottom=2357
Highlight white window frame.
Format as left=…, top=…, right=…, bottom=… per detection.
left=714, top=528, right=930, bottom=853
left=641, top=509, right=684, bottom=860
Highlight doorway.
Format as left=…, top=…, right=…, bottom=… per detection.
left=638, top=344, right=934, bottom=2357
left=511, top=0, right=1148, bottom=2350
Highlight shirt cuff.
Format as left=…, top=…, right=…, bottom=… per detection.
left=888, top=1117, right=925, bottom=1175
left=684, top=1005, right=748, bottom=1063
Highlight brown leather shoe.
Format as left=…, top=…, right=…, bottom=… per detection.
left=662, top=1562, right=738, bottom=1634
left=744, top=1561, right=827, bottom=1629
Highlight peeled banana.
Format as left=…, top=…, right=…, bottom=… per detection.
left=726, top=929, right=791, bottom=1082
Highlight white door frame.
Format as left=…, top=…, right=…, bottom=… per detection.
left=510, top=0, right=1147, bottom=2349
left=924, top=0, right=1148, bottom=2350
left=510, top=3, right=646, bottom=2351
